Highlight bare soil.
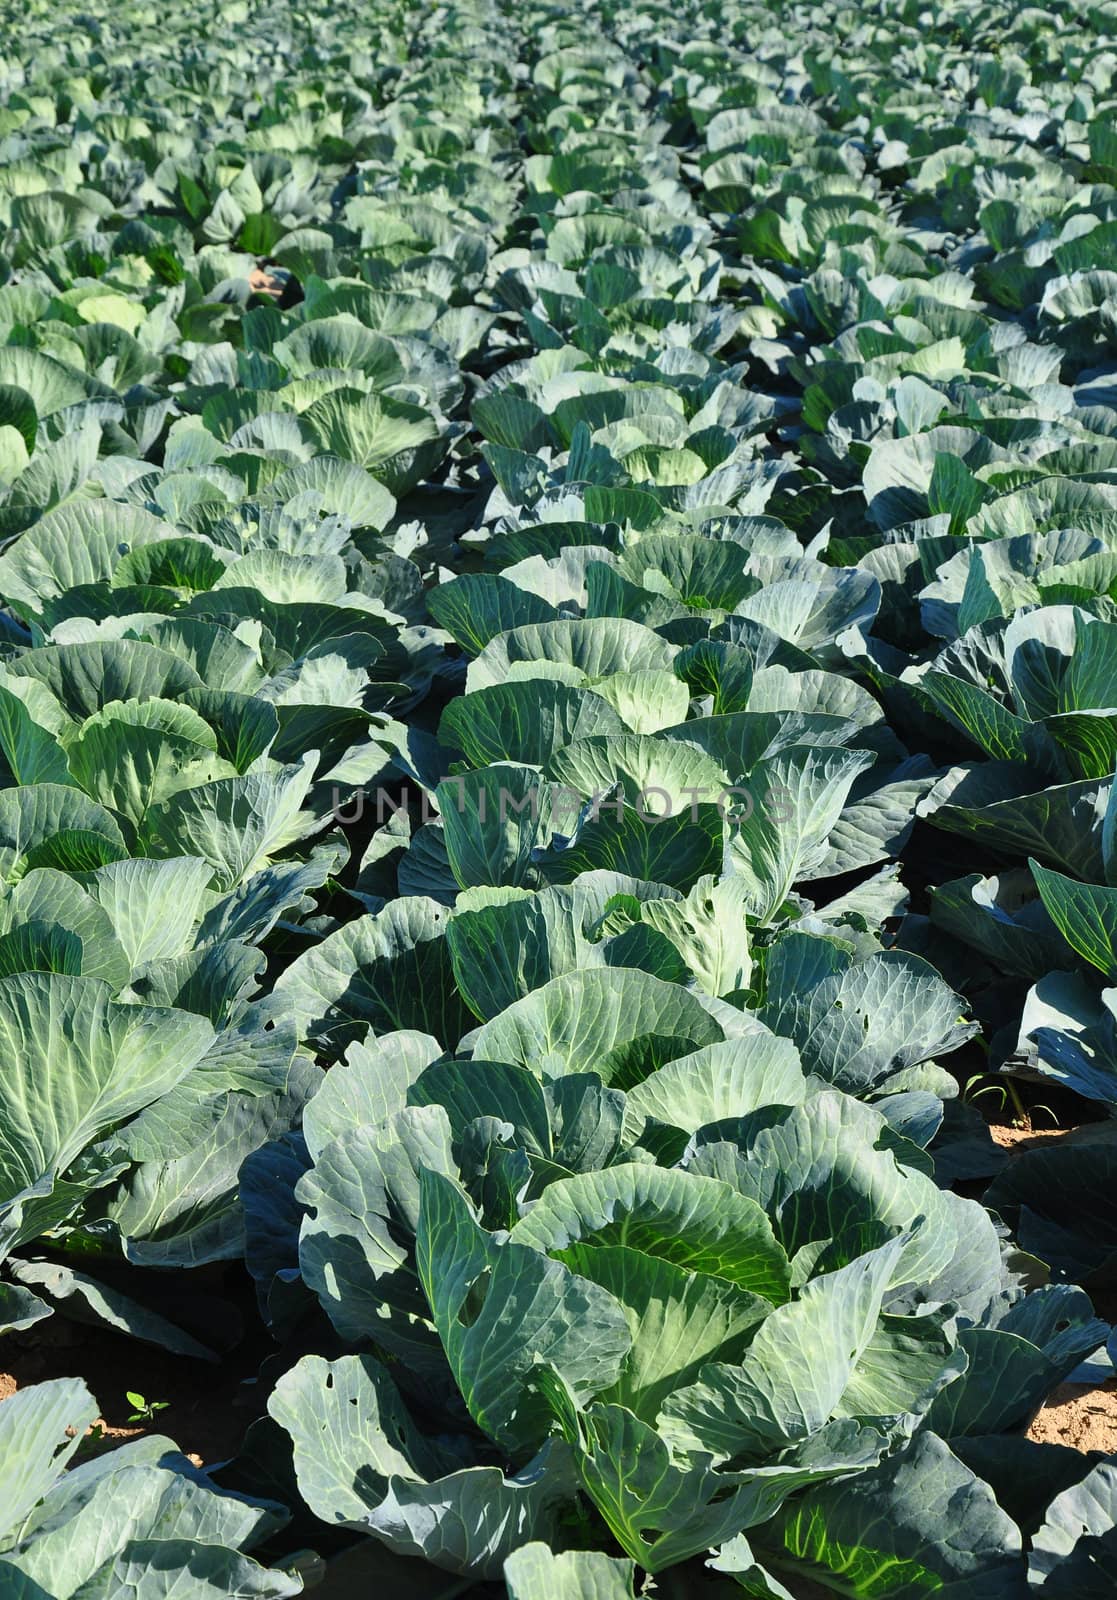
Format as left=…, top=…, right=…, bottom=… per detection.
left=1027, top=1378, right=1117, bottom=1453
left=988, top=1122, right=1067, bottom=1152
left=979, top=1113, right=1117, bottom=1452
left=248, top=266, right=283, bottom=299
left=0, top=1316, right=260, bottom=1466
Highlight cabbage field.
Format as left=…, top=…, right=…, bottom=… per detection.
left=3, top=0, right=1117, bottom=1592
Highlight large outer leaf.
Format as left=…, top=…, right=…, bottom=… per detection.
left=84, top=857, right=214, bottom=970
left=470, top=967, right=739, bottom=1081
left=1031, top=859, right=1117, bottom=979
left=445, top=881, right=611, bottom=1021
left=7, top=642, right=202, bottom=725
left=1032, top=1459, right=1117, bottom=1594
left=58, top=1540, right=301, bottom=1599
left=0, top=501, right=173, bottom=617
left=985, top=1132, right=1117, bottom=1284
left=924, top=765, right=1109, bottom=881
left=504, top=1544, right=636, bottom=1599
left=0, top=1281, right=52, bottom=1334
left=272, top=896, right=469, bottom=1056
left=8, top=1262, right=218, bottom=1362
left=637, top=872, right=754, bottom=997
left=0, top=682, right=73, bottom=786
left=0, top=785, right=127, bottom=883
left=101, top=1050, right=315, bottom=1268
left=301, top=1031, right=443, bottom=1156
left=140, top=754, right=316, bottom=892
left=440, top=680, right=625, bottom=767
left=0, top=972, right=213, bottom=1217
left=417, top=1170, right=631, bottom=1449
left=428, top=574, right=560, bottom=654
left=437, top=765, right=555, bottom=890
left=270, top=1352, right=572, bottom=1579
left=930, top=871, right=1069, bottom=981
left=761, top=941, right=977, bottom=1093
left=543, top=1371, right=889, bottom=1575
left=6, top=1456, right=283, bottom=1597
left=298, top=1104, right=454, bottom=1360
left=466, top=619, right=677, bottom=693
left=0, top=1379, right=99, bottom=1545
left=714, top=1432, right=1024, bottom=1598
left=725, top=746, right=874, bottom=919
left=623, top=1034, right=807, bottom=1138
